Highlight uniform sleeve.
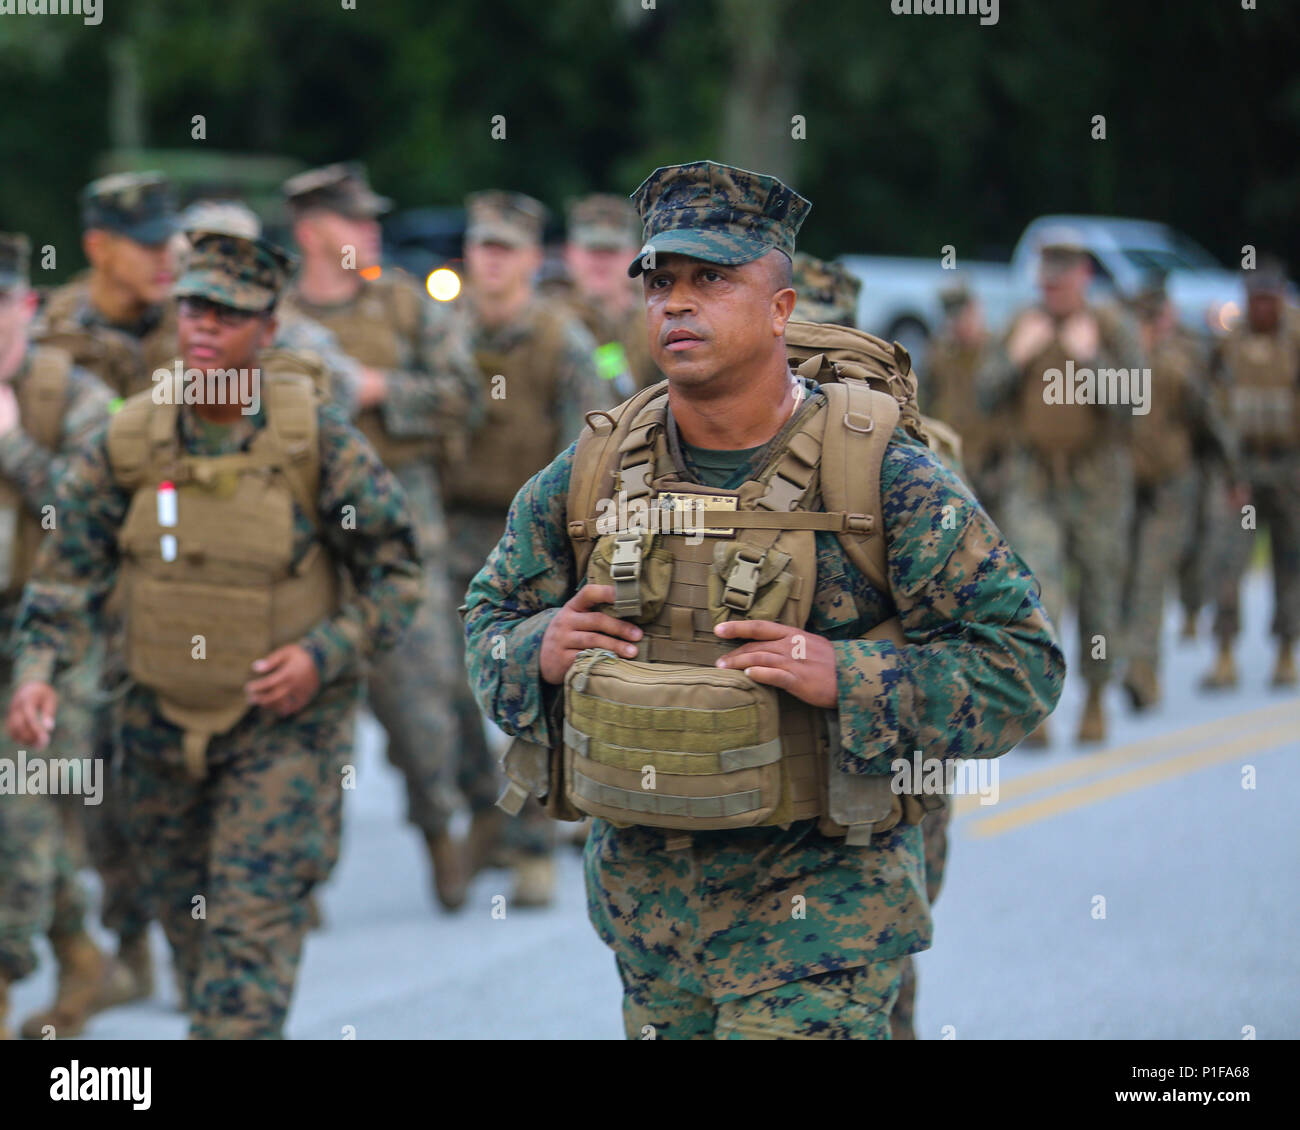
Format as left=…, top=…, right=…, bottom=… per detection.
left=378, top=290, right=486, bottom=438
left=12, top=421, right=129, bottom=686
left=0, top=364, right=114, bottom=513
left=831, top=439, right=1065, bottom=773
left=461, top=443, right=579, bottom=746
left=296, top=402, right=424, bottom=683
left=553, top=320, right=616, bottom=455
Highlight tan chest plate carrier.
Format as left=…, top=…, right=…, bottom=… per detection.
left=291, top=273, right=435, bottom=468
left=106, top=372, right=340, bottom=779
left=498, top=320, right=953, bottom=845
left=1220, top=324, right=1300, bottom=449
left=0, top=347, right=71, bottom=596
left=442, top=302, right=570, bottom=511
left=36, top=292, right=178, bottom=400
left=1132, top=333, right=1199, bottom=486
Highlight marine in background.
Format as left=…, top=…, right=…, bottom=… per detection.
left=979, top=229, right=1143, bottom=747
left=278, top=163, right=484, bottom=910
left=1202, top=259, right=1300, bottom=690
left=444, top=190, right=612, bottom=909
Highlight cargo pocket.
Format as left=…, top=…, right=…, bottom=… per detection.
left=587, top=529, right=673, bottom=623
left=563, top=649, right=784, bottom=831
left=707, top=540, right=795, bottom=625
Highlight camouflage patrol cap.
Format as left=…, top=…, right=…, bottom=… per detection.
left=465, top=190, right=547, bottom=248
left=791, top=252, right=860, bottom=326
left=1035, top=224, right=1091, bottom=274
left=627, top=160, right=811, bottom=278
left=179, top=199, right=262, bottom=240
left=283, top=162, right=393, bottom=219
left=174, top=232, right=296, bottom=313
left=81, top=171, right=176, bottom=245
left=939, top=284, right=974, bottom=317
left=0, top=232, right=30, bottom=290
left=566, top=194, right=640, bottom=251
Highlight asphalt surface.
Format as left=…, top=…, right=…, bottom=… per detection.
left=11, top=572, right=1297, bottom=1040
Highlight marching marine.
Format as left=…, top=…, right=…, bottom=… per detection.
left=463, top=161, right=1063, bottom=1038
left=6, top=232, right=421, bottom=1039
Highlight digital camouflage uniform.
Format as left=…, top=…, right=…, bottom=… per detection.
left=979, top=248, right=1142, bottom=714
left=279, top=165, right=484, bottom=858
left=12, top=234, right=422, bottom=1039
left=463, top=162, right=1064, bottom=1039
left=790, top=250, right=959, bottom=1039
left=0, top=309, right=115, bottom=994
left=445, top=191, right=614, bottom=859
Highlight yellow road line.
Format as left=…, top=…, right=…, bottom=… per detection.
left=964, top=720, right=1297, bottom=839
left=952, top=698, right=1300, bottom=818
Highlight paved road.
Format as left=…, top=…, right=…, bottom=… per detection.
left=11, top=573, right=1297, bottom=1039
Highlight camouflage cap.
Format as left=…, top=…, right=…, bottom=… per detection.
left=1036, top=224, right=1091, bottom=274
left=173, top=232, right=296, bottom=313
left=626, top=160, right=810, bottom=278
left=81, top=171, right=177, bottom=245
left=283, top=162, right=393, bottom=219
left=566, top=193, right=641, bottom=251
left=465, top=190, right=548, bottom=248
left=791, top=252, right=860, bottom=326
left=0, top=231, right=30, bottom=290
left=939, top=283, right=974, bottom=317
left=179, top=199, right=263, bottom=240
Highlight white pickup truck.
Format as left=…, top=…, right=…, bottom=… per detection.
left=841, top=215, right=1254, bottom=372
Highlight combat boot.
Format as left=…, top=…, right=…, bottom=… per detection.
left=1271, top=640, right=1297, bottom=688
left=1020, top=719, right=1051, bottom=750
left=1179, top=609, right=1198, bottom=642
left=511, top=855, right=556, bottom=909
left=1076, top=686, right=1107, bottom=745
left=425, top=830, right=467, bottom=911
left=1200, top=642, right=1238, bottom=690
left=19, top=932, right=114, bottom=1039
left=1122, top=660, right=1160, bottom=711
left=466, top=808, right=507, bottom=877
left=1, top=976, right=11, bottom=1040
left=91, top=932, right=152, bottom=1010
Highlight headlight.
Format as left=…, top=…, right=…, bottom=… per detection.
left=427, top=267, right=461, bottom=302
left=1208, top=300, right=1240, bottom=333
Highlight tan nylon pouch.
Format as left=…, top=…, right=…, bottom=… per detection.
left=586, top=529, right=673, bottom=623
left=563, top=650, right=784, bottom=831
left=1019, top=338, right=1100, bottom=460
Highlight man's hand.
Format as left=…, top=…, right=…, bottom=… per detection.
left=356, top=367, right=389, bottom=408
left=714, top=620, right=839, bottom=709
left=1058, top=310, right=1100, bottom=362
left=245, top=644, right=321, bottom=717
left=1006, top=309, right=1056, bottom=368
left=539, top=584, right=643, bottom=685
left=7, top=681, right=59, bottom=749
left=0, top=383, right=20, bottom=436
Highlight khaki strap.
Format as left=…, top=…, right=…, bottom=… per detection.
left=564, top=719, right=783, bottom=773
left=567, top=509, right=872, bottom=539
left=609, top=530, right=645, bottom=617
left=181, top=730, right=210, bottom=781
left=571, top=770, right=762, bottom=820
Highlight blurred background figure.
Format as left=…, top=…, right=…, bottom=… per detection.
left=442, top=190, right=612, bottom=909
left=560, top=193, right=656, bottom=394
left=1202, top=258, right=1300, bottom=690
left=979, top=229, right=1143, bottom=747
left=1121, top=271, right=1229, bottom=710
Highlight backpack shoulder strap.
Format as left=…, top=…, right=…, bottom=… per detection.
left=259, top=373, right=321, bottom=529
left=565, top=379, right=669, bottom=581
left=818, top=379, right=899, bottom=598
left=107, top=389, right=177, bottom=490
left=18, top=346, right=72, bottom=451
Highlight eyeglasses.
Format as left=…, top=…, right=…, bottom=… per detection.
left=177, top=295, right=265, bottom=326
